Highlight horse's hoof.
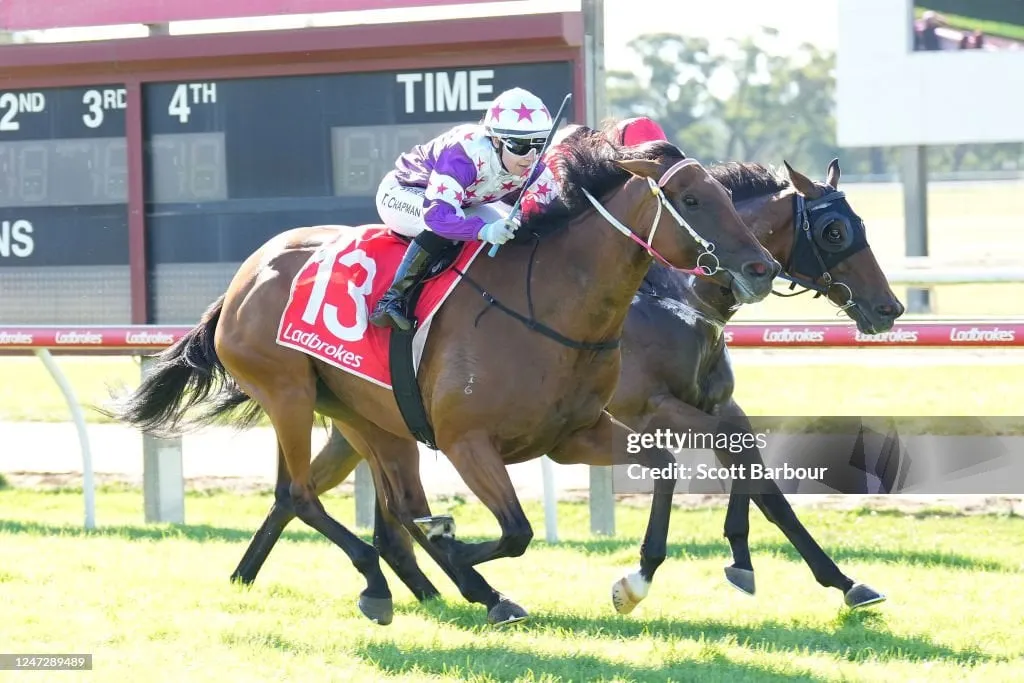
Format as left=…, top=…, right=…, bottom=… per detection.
left=358, top=593, right=394, bottom=625
left=724, top=566, right=756, bottom=596
left=845, top=582, right=886, bottom=610
left=611, top=571, right=650, bottom=615
left=487, top=599, right=529, bottom=626
left=229, top=571, right=254, bottom=587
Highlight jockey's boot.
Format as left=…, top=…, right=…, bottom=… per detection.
left=369, top=241, right=433, bottom=331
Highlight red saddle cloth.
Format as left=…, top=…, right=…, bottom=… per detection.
left=276, top=226, right=485, bottom=389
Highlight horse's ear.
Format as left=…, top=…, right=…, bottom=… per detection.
left=826, top=158, right=841, bottom=189
left=614, top=158, right=664, bottom=180
left=783, top=159, right=818, bottom=197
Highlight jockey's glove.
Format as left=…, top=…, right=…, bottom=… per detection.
left=478, top=219, right=516, bottom=245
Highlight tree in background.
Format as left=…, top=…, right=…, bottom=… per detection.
left=606, top=26, right=1021, bottom=177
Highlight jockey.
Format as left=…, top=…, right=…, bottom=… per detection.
left=369, top=86, right=559, bottom=331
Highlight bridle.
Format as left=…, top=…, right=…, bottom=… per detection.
left=452, top=158, right=727, bottom=354
left=772, top=188, right=869, bottom=314
left=578, top=158, right=722, bottom=278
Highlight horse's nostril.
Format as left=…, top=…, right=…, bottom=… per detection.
left=876, top=303, right=898, bottom=317
left=742, top=261, right=770, bottom=278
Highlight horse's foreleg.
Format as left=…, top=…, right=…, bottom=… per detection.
left=709, top=400, right=756, bottom=595
left=379, top=464, right=527, bottom=625
left=721, top=490, right=756, bottom=595
left=718, top=399, right=886, bottom=609
left=435, top=431, right=535, bottom=569
left=549, top=410, right=677, bottom=616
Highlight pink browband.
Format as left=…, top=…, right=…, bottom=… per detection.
left=657, top=158, right=701, bottom=187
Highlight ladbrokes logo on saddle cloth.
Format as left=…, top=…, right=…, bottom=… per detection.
left=276, top=226, right=485, bottom=389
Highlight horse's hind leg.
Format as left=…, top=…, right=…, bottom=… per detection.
left=229, top=425, right=364, bottom=584
left=231, top=446, right=298, bottom=585
left=227, top=366, right=393, bottom=623
left=310, top=425, right=441, bottom=602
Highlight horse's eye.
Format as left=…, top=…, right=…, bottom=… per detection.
left=827, top=225, right=843, bottom=242
left=683, top=195, right=699, bottom=208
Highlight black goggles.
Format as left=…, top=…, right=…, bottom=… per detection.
left=501, top=136, right=547, bottom=156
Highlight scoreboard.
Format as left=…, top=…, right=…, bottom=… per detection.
left=0, top=84, right=130, bottom=323
left=0, top=13, right=584, bottom=325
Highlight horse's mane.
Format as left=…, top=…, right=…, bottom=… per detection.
left=514, top=125, right=686, bottom=242
left=706, top=161, right=791, bottom=203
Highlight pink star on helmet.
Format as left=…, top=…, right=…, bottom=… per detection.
left=489, top=104, right=505, bottom=121
left=514, top=102, right=536, bottom=121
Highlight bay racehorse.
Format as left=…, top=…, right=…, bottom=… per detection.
left=225, top=151, right=903, bottom=623
left=108, top=131, right=781, bottom=625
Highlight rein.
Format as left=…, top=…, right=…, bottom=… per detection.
left=455, top=238, right=620, bottom=352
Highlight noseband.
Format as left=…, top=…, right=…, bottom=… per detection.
left=773, top=189, right=868, bottom=313
left=578, top=158, right=722, bottom=277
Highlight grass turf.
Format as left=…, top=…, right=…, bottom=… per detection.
left=0, top=486, right=1022, bottom=681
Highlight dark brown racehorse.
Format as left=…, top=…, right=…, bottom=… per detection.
left=225, top=151, right=903, bottom=622
left=109, top=131, right=781, bottom=625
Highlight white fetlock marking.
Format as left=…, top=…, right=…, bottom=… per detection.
left=624, top=570, right=650, bottom=601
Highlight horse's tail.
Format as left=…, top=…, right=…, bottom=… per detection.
left=106, top=295, right=265, bottom=437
